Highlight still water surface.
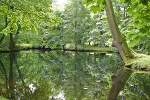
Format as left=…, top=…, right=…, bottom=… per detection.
left=0, top=50, right=150, bottom=100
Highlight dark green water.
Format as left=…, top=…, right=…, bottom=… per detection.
left=0, top=50, right=150, bottom=100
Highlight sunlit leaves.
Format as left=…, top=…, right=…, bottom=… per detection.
left=0, top=0, right=58, bottom=35
left=58, top=0, right=93, bottom=46
left=126, top=8, right=132, bottom=14
left=82, top=0, right=93, bottom=6
left=124, top=0, right=150, bottom=28
left=82, top=0, right=106, bottom=14
left=128, top=36, right=141, bottom=47
left=121, top=0, right=150, bottom=50
left=134, top=21, right=141, bottom=28
left=90, top=6, right=101, bottom=13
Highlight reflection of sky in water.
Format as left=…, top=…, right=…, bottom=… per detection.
left=49, top=92, right=65, bottom=100
left=29, top=84, right=36, bottom=93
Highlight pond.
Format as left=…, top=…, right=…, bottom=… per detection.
left=0, top=50, right=150, bottom=100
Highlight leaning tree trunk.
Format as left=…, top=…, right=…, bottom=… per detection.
left=105, top=0, right=134, bottom=61
left=104, top=0, right=150, bottom=99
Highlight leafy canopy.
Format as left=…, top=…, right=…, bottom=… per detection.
left=83, top=0, right=150, bottom=47
left=0, top=0, right=58, bottom=34
left=82, top=0, right=106, bottom=13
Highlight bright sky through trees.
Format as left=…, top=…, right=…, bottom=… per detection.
left=54, top=0, right=67, bottom=10
left=55, top=0, right=67, bottom=4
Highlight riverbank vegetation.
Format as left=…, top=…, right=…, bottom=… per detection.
left=1, top=0, right=150, bottom=54
left=1, top=0, right=150, bottom=99
left=1, top=0, right=150, bottom=66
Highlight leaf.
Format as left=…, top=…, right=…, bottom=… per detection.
left=134, top=21, right=141, bottom=28
left=134, top=12, right=141, bottom=18
left=102, top=0, right=106, bottom=5
left=12, top=23, right=18, bottom=31
left=82, top=0, right=87, bottom=5
left=82, top=0, right=93, bottom=6
left=140, top=36, right=146, bottom=40
left=90, top=6, right=101, bottom=14
left=132, top=2, right=138, bottom=9
left=87, top=0, right=93, bottom=2
left=128, top=36, right=140, bottom=47
left=139, top=28, right=146, bottom=33
left=121, top=0, right=130, bottom=3
left=97, top=0, right=100, bottom=5
left=127, top=8, right=132, bottom=14
left=30, top=24, right=38, bottom=34
left=140, top=0, right=148, bottom=5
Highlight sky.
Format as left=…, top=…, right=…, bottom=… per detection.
left=54, top=0, right=67, bottom=10
left=55, top=0, right=67, bottom=5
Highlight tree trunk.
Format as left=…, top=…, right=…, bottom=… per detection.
left=10, top=33, right=14, bottom=51
left=105, top=0, right=134, bottom=61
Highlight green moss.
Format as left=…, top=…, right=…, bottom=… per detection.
left=125, top=53, right=150, bottom=71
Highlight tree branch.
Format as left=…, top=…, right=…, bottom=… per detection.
left=0, top=34, right=5, bottom=44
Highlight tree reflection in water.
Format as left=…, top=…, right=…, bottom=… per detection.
left=0, top=50, right=149, bottom=100
left=107, top=66, right=133, bottom=100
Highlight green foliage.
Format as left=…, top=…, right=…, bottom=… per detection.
left=82, top=0, right=106, bottom=13
left=133, top=36, right=150, bottom=54
left=90, top=6, right=102, bottom=13
left=0, top=0, right=59, bottom=51
left=121, top=0, right=150, bottom=49
left=48, top=0, right=111, bottom=48
left=128, top=36, right=141, bottom=47
left=57, top=0, right=93, bottom=47
left=122, top=73, right=150, bottom=99
left=0, top=0, right=57, bottom=35
left=82, top=0, right=150, bottom=52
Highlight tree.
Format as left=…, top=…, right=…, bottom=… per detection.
left=0, top=0, right=58, bottom=51
left=83, top=0, right=150, bottom=68
left=59, top=0, right=93, bottom=49
left=90, top=11, right=110, bottom=47
left=83, top=0, right=150, bottom=99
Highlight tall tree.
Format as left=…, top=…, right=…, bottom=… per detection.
left=0, top=0, right=58, bottom=51
left=105, top=0, right=134, bottom=61
left=83, top=0, right=150, bottom=69
left=83, top=0, right=150, bottom=99
left=60, top=0, right=92, bottom=49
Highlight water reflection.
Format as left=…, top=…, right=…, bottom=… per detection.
left=107, top=66, right=133, bottom=100
left=0, top=50, right=150, bottom=100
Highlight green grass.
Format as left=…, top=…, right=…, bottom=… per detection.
left=0, top=96, right=8, bottom=100
left=65, top=44, right=115, bottom=52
